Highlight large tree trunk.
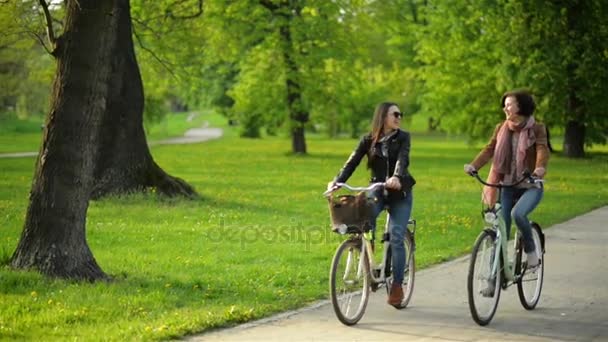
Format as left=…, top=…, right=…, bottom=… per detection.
left=562, top=87, right=586, bottom=158
left=282, top=38, right=308, bottom=154
left=91, top=0, right=198, bottom=199
left=563, top=120, right=585, bottom=158
left=562, top=2, right=586, bottom=158
left=10, top=0, right=118, bottom=280
left=261, top=0, right=308, bottom=154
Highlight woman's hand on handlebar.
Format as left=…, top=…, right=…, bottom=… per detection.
left=464, top=164, right=477, bottom=176
left=532, top=167, right=546, bottom=178
left=327, top=181, right=340, bottom=192
left=385, top=176, right=401, bottom=190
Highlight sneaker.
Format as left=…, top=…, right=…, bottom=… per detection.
left=387, top=283, right=403, bottom=307
left=526, top=251, right=539, bottom=268
left=481, top=282, right=495, bottom=297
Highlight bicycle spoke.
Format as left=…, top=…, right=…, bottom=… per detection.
left=468, top=231, right=501, bottom=326
left=330, top=239, right=370, bottom=325
left=517, top=226, right=544, bottom=310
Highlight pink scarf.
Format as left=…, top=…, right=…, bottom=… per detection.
left=483, top=116, right=536, bottom=206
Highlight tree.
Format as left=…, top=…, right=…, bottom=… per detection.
left=205, top=0, right=310, bottom=152
left=11, top=0, right=119, bottom=280
left=509, top=0, right=608, bottom=158
left=0, top=1, right=54, bottom=119
left=91, top=0, right=200, bottom=198
left=10, top=0, right=198, bottom=280
left=417, top=0, right=608, bottom=157
left=201, top=1, right=423, bottom=148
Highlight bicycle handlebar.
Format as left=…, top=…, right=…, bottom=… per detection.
left=323, top=182, right=385, bottom=196
left=468, top=171, right=544, bottom=188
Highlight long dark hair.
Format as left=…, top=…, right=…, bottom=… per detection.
left=368, top=102, right=399, bottom=162
left=370, top=102, right=398, bottom=145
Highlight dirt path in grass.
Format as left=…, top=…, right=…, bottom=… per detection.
left=189, top=206, right=608, bottom=342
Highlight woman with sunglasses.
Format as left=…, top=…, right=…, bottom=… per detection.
left=328, top=102, right=416, bottom=307
left=464, top=90, right=550, bottom=268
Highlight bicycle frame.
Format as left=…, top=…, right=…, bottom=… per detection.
left=325, top=182, right=415, bottom=286
left=361, top=215, right=416, bottom=285
left=361, top=215, right=391, bottom=284
left=486, top=203, right=521, bottom=283
left=471, top=172, right=543, bottom=284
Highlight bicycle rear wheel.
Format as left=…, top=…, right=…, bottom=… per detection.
left=517, top=224, right=545, bottom=310
left=468, top=230, right=502, bottom=326
left=330, top=238, right=370, bottom=325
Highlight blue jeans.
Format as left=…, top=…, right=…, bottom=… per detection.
left=500, top=186, right=543, bottom=253
left=370, top=190, right=413, bottom=285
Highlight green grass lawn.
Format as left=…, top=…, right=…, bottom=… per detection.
left=1, top=129, right=607, bottom=340
left=0, top=111, right=227, bottom=154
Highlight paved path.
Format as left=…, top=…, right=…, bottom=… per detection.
left=0, top=126, right=223, bottom=158
left=190, top=206, right=608, bottom=342
left=149, top=127, right=223, bottom=146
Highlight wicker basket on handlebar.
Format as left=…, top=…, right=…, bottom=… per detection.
left=327, top=191, right=375, bottom=233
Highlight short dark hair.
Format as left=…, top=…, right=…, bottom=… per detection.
left=501, top=90, right=536, bottom=117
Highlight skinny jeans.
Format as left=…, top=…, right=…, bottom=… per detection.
left=370, top=190, right=413, bottom=284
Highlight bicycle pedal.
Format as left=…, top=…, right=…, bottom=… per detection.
left=373, top=269, right=381, bottom=278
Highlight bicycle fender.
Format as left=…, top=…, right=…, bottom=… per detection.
left=531, top=222, right=545, bottom=252
left=483, top=228, right=497, bottom=239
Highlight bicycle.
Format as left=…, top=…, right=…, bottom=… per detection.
left=466, top=171, right=546, bottom=326
left=324, top=182, right=416, bottom=325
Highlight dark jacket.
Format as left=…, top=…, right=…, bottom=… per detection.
left=334, top=129, right=416, bottom=194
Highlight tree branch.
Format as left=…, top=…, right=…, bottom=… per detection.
left=30, top=31, right=53, bottom=55
left=132, top=17, right=163, bottom=40
left=133, top=28, right=177, bottom=80
left=165, top=0, right=204, bottom=20
left=38, top=0, right=56, bottom=48
left=259, top=0, right=280, bottom=12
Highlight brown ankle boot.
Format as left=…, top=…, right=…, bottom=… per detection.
left=387, top=283, right=403, bottom=307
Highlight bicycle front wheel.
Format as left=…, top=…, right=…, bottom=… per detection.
left=517, top=224, right=545, bottom=310
left=467, top=230, right=502, bottom=326
left=329, top=238, right=370, bottom=325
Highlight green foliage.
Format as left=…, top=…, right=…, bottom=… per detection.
left=196, top=0, right=425, bottom=139
left=1, top=134, right=607, bottom=340
left=3, top=0, right=606, bottom=152
left=417, top=0, right=608, bottom=146
left=0, top=1, right=54, bottom=120
left=505, top=0, right=608, bottom=146
left=143, top=96, right=168, bottom=133
left=228, top=36, right=287, bottom=138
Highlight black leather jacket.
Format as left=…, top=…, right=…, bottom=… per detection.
left=334, top=129, right=416, bottom=192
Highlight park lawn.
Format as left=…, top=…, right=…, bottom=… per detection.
left=0, top=111, right=225, bottom=154
left=0, top=116, right=44, bottom=154
left=0, top=134, right=607, bottom=341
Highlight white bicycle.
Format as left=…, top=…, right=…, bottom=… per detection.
left=467, top=172, right=546, bottom=326
left=325, top=182, right=416, bottom=325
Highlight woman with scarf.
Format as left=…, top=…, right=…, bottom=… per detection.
left=328, top=102, right=416, bottom=307
left=464, top=90, right=550, bottom=267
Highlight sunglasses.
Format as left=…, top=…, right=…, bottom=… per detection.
left=390, top=112, right=403, bottom=119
